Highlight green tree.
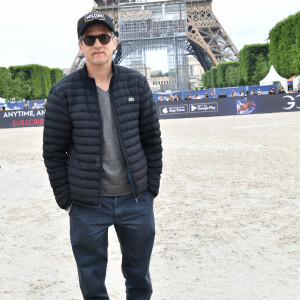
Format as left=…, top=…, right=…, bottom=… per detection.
left=210, top=66, right=218, bottom=88
left=1, top=64, right=63, bottom=100
left=226, top=65, right=239, bottom=87
left=202, top=73, right=207, bottom=88
left=239, top=44, right=269, bottom=85
left=269, top=11, right=300, bottom=78
left=50, top=68, right=64, bottom=85
left=9, top=64, right=52, bottom=99
left=0, top=68, right=12, bottom=99
left=252, top=54, right=269, bottom=84
left=216, top=62, right=229, bottom=87
left=205, top=70, right=212, bottom=88
left=14, top=71, right=32, bottom=100
left=8, top=77, right=23, bottom=100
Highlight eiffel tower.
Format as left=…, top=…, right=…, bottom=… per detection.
left=69, top=0, right=238, bottom=75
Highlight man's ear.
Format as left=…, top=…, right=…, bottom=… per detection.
left=78, top=41, right=84, bottom=54
left=112, top=36, right=118, bottom=51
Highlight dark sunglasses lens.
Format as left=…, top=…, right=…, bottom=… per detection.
left=99, top=34, right=111, bottom=44
left=83, top=36, right=96, bottom=46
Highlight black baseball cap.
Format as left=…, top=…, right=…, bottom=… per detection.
left=77, top=9, right=115, bottom=38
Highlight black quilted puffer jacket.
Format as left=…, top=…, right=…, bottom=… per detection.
left=43, top=63, right=162, bottom=209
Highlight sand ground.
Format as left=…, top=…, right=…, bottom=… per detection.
left=0, top=112, right=300, bottom=300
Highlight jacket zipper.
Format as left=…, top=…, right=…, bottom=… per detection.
left=108, top=79, right=138, bottom=203
left=127, top=170, right=138, bottom=203
left=95, top=87, right=103, bottom=207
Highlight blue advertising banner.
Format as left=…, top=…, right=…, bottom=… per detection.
left=155, top=93, right=300, bottom=119
left=1, top=93, right=299, bottom=128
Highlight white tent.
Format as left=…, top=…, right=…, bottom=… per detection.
left=260, top=65, right=288, bottom=92
left=0, top=97, right=6, bottom=103
left=293, top=75, right=300, bottom=92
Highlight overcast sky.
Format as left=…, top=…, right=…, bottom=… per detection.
left=0, top=0, right=299, bottom=70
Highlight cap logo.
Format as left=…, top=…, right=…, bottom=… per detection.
left=85, top=10, right=105, bottom=22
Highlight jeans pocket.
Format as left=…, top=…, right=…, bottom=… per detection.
left=146, top=190, right=154, bottom=200
left=142, top=190, right=154, bottom=205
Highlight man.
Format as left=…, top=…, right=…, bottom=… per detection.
left=32, top=102, right=39, bottom=109
left=269, top=87, right=276, bottom=94
left=209, top=90, right=217, bottom=98
left=184, top=94, right=192, bottom=100
left=42, top=99, right=47, bottom=108
left=174, top=94, right=181, bottom=101
left=43, top=9, right=162, bottom=300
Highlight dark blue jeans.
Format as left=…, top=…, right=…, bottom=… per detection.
left=69, top=191, right=155, bottom=300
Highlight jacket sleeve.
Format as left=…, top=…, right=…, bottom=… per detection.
left=139, top=77, right=163, bottom=197
left=43, top=86, right=72, bottom=209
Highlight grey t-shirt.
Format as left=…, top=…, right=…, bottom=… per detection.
left=97, top=86, right=132, bottom=196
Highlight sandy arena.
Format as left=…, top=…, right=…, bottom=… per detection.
left=0, top=112, right=300, bottom=300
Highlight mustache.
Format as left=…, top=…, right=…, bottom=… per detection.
left=91, top=49, right=107, bottom=54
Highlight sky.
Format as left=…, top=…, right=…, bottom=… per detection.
left=0, top=0, right=299, bottom=71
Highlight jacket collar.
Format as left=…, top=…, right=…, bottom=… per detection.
left=81, top=62, right=118, bottom=77
left=81, top=62, right=118, bottom=89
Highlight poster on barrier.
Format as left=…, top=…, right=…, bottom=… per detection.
left=159, top=104, right=188, bottom=116
left=189, top=102, right=218, bottom=113
left=236, top=99, right=256, bottom=114
left=0, top=109, right=45, bottom=128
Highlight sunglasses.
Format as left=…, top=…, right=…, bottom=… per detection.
left=82, top=34, right=114, bottom=46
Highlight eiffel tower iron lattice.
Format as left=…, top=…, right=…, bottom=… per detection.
left=68, top=0, right=239, bottom=76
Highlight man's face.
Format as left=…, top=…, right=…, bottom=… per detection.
left=78, top=24, right=117, bottom=68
